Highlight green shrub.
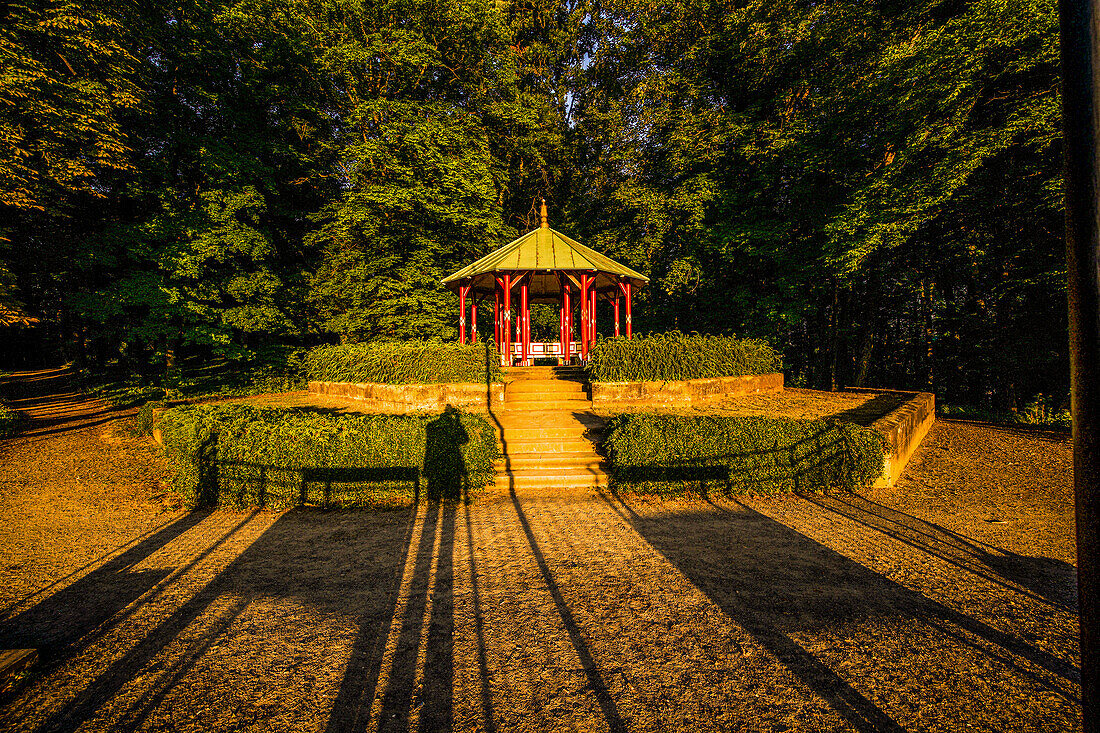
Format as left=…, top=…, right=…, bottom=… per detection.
left=587, top=331, right=781, bottom=382
left=603, top=413, right=885, bottom=496
left=134, top=401, right=166, bottom=435
left=0, top=402, right=20, bottom=437
left=156, top=403, right=499, bottom=510
left=303, top=341, right=503, bottom=385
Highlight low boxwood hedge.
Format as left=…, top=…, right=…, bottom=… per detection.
left=587, top=331, right=781, bottom=382
left=157, top=403, right=499, bottom=509
left=603, top=413, right=885, bottom=495
left=303, top=341, right=503, bottom=385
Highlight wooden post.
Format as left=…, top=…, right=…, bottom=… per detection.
left=494, top=286, right=501, bottom=346
left=563, top=280, right=572, bottom=362
left=459, top=285, right=468, bottom=344
left=614, top=295, right=621, bottom=338
left=624, top=282, right=633, bottom=339
left=471, top=302, right=478, bottom=342
left=521, top=279, right=529, bottom=366
left=580, top=274, right=590, bottom=360
left=589, top=285, right=597, bottom=344
left=502, top=274, right=511, bottom=366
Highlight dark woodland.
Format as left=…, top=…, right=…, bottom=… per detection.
left=0, top=0, right=1065, bottom=410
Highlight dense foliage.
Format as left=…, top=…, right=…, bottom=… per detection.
left=156, top=403, right=498, bottom=508
left=587, top=332, right=780, bottom=382
left=603, top=413, right=886, bottom=495
left=303, top=341, right=502, bottom=384
left=1, top=0, right=1067, bottom=412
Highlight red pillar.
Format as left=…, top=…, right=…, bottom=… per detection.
left=520, top=279, right=529, bottom=366
left=614, top=296, right=621, bottom=338
left=502, top=274, right=511, bottom=365
left=471, top=302, right=478, bottom=342
left=589, top=286, right=597, bottom=344
left=494, top=287, right=501, bottom=346
left=624, top=282, right=632, bottom=338
left=563, top=282, right=572, bottom=361
left=459, top=285, right=468, bottom=344
left=579, top=274, right=590, bottom=360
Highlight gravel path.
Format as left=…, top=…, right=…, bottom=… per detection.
left=0, top=369, right=1080, bottom=732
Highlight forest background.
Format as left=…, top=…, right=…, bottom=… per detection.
left=0, top=0, right=1065, bottom=413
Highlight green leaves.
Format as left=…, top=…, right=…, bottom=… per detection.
left=604, top=413, right=886, bottom=495
left=587, top=332, right=781, bottom=382
left=303, top=341, right=503, bottom=384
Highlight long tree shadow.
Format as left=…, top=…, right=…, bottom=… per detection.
left=0, top=510, right=214, bottom=675
left=599, top=489, right=1080, bottom=733
left=801, top=492, right=1079, bottom=610
left=19, top=409, right=475, bottom=732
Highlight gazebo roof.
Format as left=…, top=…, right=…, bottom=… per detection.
left=442, top=208, right=647, bottom=301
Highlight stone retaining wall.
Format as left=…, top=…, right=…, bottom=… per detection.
left=308, top=380, right=504, bottom=412
left=590, top=372, right=784, bottom=407
left=869, top=389, right=936, bottom=488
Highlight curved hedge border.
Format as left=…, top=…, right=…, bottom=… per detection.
left=587, top=332, right=781, bottom=382
left=603, top=414, right=885, bottom=495
left=303, top=341, right=502, bottom=385
left=157, top=403, right=498, bottom=509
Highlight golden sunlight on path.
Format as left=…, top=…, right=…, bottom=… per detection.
left=0, top=371, right=1080, bottom=732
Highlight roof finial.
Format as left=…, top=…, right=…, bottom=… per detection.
left=540, top=198, right=549, bottom=229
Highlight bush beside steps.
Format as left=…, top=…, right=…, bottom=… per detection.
left=157, top=403, right=499, bottom=510
left=603, top=414, right=886, bottom=495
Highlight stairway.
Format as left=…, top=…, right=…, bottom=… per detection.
left=491, top=366, right=609, bottom=490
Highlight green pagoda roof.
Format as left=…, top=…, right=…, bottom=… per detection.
left=442, top=210, right=648, bottom=301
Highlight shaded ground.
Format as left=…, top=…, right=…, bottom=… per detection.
left=0, top=369, right=1080, bottom=732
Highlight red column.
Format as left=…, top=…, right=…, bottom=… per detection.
left=589, top=287, right=597, bottom=344
left=579, top=275, right=590, bottom=360
left=563, top=282, right=572, bottom=361
left=459, top=285, right=468, bottom=344
left=494, top=286, right=501, bottom=346
left=502, top=274, right=511, bottom=365
left=520, top=279, right=529, bottom=366
left=471, top=302, right=478, bottom=342
left=614, top=296, right=621, bottom=338
left=625, top=282, right=632, bottom=338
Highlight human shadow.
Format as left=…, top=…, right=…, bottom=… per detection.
left=802, top=492, right=1078, bottom=610
left=600, top=490, right=1080, bottom=733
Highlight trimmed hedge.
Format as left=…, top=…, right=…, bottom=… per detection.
left=603, top=414, right=885, bottom=495
left=157, top=403, right=499, bottom=509
left=587, top=332, right=781, bottom=382
left=303, top=341, right=503, bottom=385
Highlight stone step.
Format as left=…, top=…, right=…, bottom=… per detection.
left=495, top=454, right=605, bottom=470
left=498, top=438, right=599, bottom=455
left=497, top=400, right=593, bottom=412
left=506, top=390, right=589, bottom=403
left=495, top=468, right=609, bottom=490
left=497, top=424, right=595, bottom=440
left=504, top=367, right=587, bottom=381
left=507, top=380, right=587, bottom=394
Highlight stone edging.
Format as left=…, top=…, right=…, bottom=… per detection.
left=868, top=389, right=936, bottom=488
left=308, top=380, right=504, bottom=412
left=590, top=372, right=784, bottom=407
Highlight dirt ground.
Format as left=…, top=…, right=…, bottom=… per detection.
left=0, top=369, right=1080, bottom=732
